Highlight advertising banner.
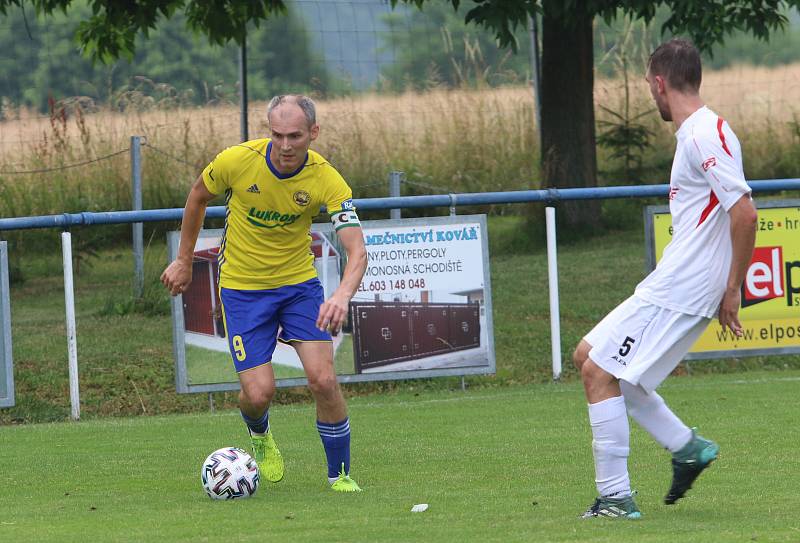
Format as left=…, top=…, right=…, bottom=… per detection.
left=645, top=201, right=800, bottom=359
left=352, top=218, right=491, bottom=373
left=170, top=215, right=495, bottom=393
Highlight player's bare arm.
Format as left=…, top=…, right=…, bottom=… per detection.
left=718, top=195, right=758, bottom=336
left=160, top=174, right=218, bottom=296
left=316, top=226, right=367, bottom=334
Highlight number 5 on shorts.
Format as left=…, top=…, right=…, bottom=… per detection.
left=619, top=336, right=635, bottom=357
left=233, top=335, right=247, bottom=361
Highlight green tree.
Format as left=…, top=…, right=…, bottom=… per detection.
left=0, top=0, right=287, bottom=63
left=392, top=0, right=799, bottom=231
left=0, top=2, right=329, bottom=110
left=380, top=1, right=532, bottom=90
left=594, top=8, right=800, bottom=75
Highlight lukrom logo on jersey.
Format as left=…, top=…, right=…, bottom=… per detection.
left=742, top=246, right=800, bottom=307
left=246, top=207, right=301, bottom=228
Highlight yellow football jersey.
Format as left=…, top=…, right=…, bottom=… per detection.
left=201, top=138, right=354, bottom=290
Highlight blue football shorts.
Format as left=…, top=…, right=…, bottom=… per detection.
left=219, top=278, right=332, bottom=373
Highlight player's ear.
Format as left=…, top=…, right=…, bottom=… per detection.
left=310, top=123, right=320, bottom=141
left=656, top=75, right=667, bottom=94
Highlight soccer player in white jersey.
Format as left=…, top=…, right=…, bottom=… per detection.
left=574, top=39, right=757, bottom=519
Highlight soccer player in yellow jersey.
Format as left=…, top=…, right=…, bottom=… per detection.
left=161, top=95, right=367, bottom=492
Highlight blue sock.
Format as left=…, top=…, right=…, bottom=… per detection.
left=317, top=417, right=351, bottom=478
left=241, top=409, right=269, bottom=435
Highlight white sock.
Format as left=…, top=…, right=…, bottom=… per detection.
left=620, top=380, right=692, bottom=453
left=588, top=396, right=631, bottom=497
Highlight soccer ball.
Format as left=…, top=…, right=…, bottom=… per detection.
left=201, top=447, right=260, bottom=500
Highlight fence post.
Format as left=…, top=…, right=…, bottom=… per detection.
left=131, top=136, right=144, bottom=299
left=0, top=241, right=13, bottom=408
left=61, top=232, right=80, bottom=420
left=545, top=207, right=562, bottom=380
left=389, top=171, right=402, bottom=220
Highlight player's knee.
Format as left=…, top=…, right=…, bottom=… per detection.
left=572, top=348, right=585, bottom=370
left=580, top=359, right=606, bottom=387
left=307, top=372, right=338, bottom=398
left=573, top=341, right=591, bottom=370
left=239, top=381, right=275, bottom=412
left=579, top=359, right=592, bottom=383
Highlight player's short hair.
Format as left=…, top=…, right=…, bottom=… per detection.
left=267, top=95, right=317, bottom=127
left=648, top=39, right=702, bottom=93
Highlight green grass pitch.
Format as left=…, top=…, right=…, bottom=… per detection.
left=1, top=370, right=798, bottom=542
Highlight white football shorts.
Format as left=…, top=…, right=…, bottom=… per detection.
left=584, top=295, right=711, bottom=392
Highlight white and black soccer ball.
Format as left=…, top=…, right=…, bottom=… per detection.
left=201, top=447, right=260, bottom=500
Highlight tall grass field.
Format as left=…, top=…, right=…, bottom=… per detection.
left=1, top=63, right=800, bottom=223
left=1, top=371, right=798, bottom=542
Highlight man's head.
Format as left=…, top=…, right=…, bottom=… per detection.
left=267, top=94, right=319, bottom=173
left=646, top=39, right=702, bottom=121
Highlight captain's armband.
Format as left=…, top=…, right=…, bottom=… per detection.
left=331, top=210, right=361, bottom=231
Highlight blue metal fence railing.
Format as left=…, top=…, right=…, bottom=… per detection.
left=1, top=177, right=798, bottom=405
left=1, top=178, right=799, bottom=232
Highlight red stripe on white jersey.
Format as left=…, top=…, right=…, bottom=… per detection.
left=716, top=117, right=733, bottom=157
left=697, top=190, right=720, bottom=227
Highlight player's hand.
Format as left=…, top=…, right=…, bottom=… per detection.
left=160, top=259, right=192, bottom=296
left=718, top=287, right=743, bottom=337
left=317, top=293, right=349, bottom=336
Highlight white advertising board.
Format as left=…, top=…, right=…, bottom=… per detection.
left=170, top=215, right=495, bottom=393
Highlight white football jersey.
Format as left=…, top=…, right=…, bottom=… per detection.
left=635, top=106, right=752, bottom=318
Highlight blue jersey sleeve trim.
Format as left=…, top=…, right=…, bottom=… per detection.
left=266, top=141, right=308, bottom=179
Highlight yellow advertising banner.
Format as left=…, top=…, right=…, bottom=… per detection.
left=651, top=204, right=800, bottom=355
